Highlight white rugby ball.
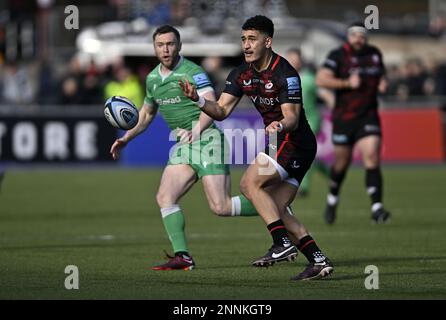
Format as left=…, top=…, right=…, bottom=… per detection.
left=104, top=96, right=139, bottom=130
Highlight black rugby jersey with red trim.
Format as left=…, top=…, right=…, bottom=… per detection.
left=322, top=43, right=386, bottom=122
left=223, top=52, right=315, bottom=148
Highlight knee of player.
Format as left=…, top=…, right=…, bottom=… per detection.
left=209, top=201, right=230, bottom=217
left=334, top=158, right=351, bottom=171
left=364, top=153, right=380, bottom=167
left=239, top=179, right=252, bottom=199
left=156, top=191, right=174, bottom=208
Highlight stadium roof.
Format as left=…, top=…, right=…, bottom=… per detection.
left=76, top=17, right=344, bottom=65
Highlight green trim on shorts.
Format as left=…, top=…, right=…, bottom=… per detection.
left=192, top=162, right=230, bottom=179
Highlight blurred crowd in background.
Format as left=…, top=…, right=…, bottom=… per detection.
left=0, top=0, right=446, bottom=107
left=2, top=54, right=446, bottom=107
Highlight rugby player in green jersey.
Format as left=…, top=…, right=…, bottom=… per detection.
left=110, top=25, right=261, bottom=270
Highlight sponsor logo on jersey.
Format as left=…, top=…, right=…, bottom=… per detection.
left=349, top=67, right=381, bottom=76
left=265, top=81, right=273, bottom=89
left=192, top=72, right=211, bottom=89
left=156, top=95, right=181, bottom=105
left=372, top=54, right=380, bottom=64
left=325, top=59, right=337, bottom=68
left=291, top=161, right=300, bottom=169
left=333, top=134, right=348, bottom=143
left=364, top=124, right=381, bottom=133
left=286, top=77, right=300, bottom=90
left=243, top=79, right=252, bottom=86
left=250, top=96, right=279, bottom=105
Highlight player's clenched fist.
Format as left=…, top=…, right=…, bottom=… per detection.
left=347, top=72, right=361, bottom=89
left=110, top=138, right=128, bottom=160
left=265, top=121, right=284, bottom=134
left=179, top=79, right=199, bottom=102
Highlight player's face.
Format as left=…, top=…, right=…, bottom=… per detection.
left=154, top=32, right=181, bottom=69
left=241, top=30, right=271, bottom=64
left=348, top=32, right=367, bottom=51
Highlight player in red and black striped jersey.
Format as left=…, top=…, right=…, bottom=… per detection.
left=224, top=51, right=318, bottom=161
left=180, top=15, right=333, bottom=280
left=316, top=22, right=391, bottom=224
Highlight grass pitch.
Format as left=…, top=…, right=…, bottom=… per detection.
left=0, top=166, right=445, bottom=299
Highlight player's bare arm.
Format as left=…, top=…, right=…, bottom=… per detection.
left=266, top=103, right=301, bottom=134
left=378, top=76, right=388, bottom=94
left=179, top=79, right=240, bottom=120
left=110, top=103, right=158, bottom=160
left=316, top=67, right=360, bottom=90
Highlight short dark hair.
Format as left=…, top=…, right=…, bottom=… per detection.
left=348, top=21, right=366, bottom=29
left=152, top=25, right=181, bottom=42
left=242, top=15, right=274, bottom=38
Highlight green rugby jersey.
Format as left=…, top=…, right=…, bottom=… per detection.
left=300, top=70, right=321, bottom=133
left=144, top=57, right=214, bottom=130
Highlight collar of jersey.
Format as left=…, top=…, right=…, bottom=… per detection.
left=158, top=55, right=184, bottom=81
left=343, top=42, right=368, bottom=56
left=250, top=51, right=277, bottom=73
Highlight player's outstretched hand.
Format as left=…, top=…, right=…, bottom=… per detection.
left=110, top=138, right=128, bottom=160
left=179, top=79, right=199, bottom=102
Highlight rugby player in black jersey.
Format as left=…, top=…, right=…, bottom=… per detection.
left=316, top=22, right=391, bottom=224
left=180, top=15, right=333, bottom=280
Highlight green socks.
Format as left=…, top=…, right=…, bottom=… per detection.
left=231, top=195, right=258, bottom=216
left=161, top=205, right=188, bottom=254
left=160, top=196, right=258, bottom=255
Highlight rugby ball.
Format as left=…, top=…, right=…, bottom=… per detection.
left=104, top=96, right=139, bottom=130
